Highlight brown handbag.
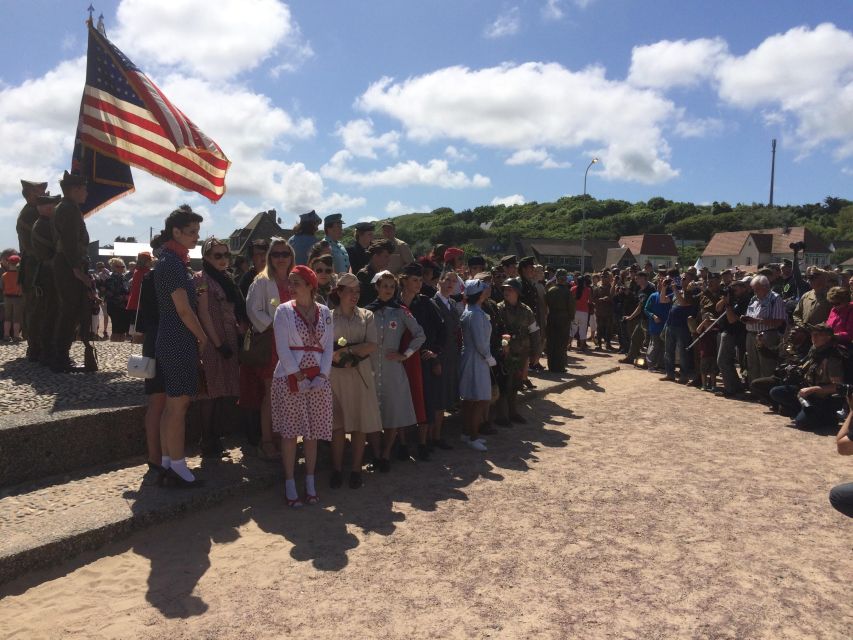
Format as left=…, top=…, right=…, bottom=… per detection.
left=238, top=327, right=273, bottom=367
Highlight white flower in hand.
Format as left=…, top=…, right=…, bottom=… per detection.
left=270, top=297, right=280, bottom=307
left=337, top=337, right=348, bottom=347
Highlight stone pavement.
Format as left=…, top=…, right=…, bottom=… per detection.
left=0, top=341, right=144, bottom=421
left=0, top=350, right=620, bottom=584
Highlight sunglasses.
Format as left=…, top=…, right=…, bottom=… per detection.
left=270, top=251, right=292, bottom=259
left=211, top=252, right=231, bottom=260
left=313, top=267, right=333, bottom=274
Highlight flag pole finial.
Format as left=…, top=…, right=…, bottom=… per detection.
left=97, top=12, right=106, bottom=35
left=87, top=4, right=95, bottom=24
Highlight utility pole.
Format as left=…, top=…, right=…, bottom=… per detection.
left=769, top=139, right=777, bottom=207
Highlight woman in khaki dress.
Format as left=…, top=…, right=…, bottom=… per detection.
left=329, top=273, right=382, bottom=489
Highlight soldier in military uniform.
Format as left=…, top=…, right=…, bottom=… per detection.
left=51, top=171, right=91, bottom=373
left=29, top=194, right=61, bottom=365
left=347, top=221, right=375, bottom=274
left=16, top=179, right=47, bottom=355
left=544, top=269, right=575, bottom=372
left=496, top=277, right=539, bottom=425
left=356, top=239, right=394, bottom=307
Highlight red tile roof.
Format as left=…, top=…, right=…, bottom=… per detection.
left=617, top=234, right=678, bottom=256
left=703, top=227, right=832, bottom=257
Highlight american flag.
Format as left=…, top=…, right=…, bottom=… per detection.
left=73, top=20, right=230, bottom=215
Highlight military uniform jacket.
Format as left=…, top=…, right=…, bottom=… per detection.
left=590, top=284, right=614, bottom=317
left=16, top=203, right=38, bottom=256
left=52, top=198, right=89, bottom=268
left=497, top=300, right=539, bottom=368
left=520, top=277, right=539, bottom=317
left=347, top=243, right=370, bottom=275
left=545, top=284, right=576, bottom=321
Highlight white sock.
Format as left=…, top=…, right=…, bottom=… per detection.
left=161, top=456, right=171, bottom=470
left=285, top=478, right=298, bottom=501
left=170, top=458, right=195, bottom=482
left=305, top=474, right=316, bottom=496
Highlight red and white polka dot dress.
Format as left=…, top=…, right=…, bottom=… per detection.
left=271, top=311, right=333, bottom=440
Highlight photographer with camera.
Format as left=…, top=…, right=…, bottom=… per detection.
left=767, top=324, right=844, bottom=430
left=716, top=278, right=752, bottom=396
left=829, top=405, right=853, bottom=518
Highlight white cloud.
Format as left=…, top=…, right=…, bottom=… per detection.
left=628, top=37, right=729, bottom=89
left=321, top=150, right=491, bottom=189
left=114, top=0, right=311, bottom=80
left=715, top=23, right=853, bottom=159
left=484, top=7, right=520, bottom=39
left=491, top=194, right=526, bottom=206
left=336, top=118, right=399, bottom=159
left=358, top=62, right=679, bottom=183
left=542, top=0, right=564, bottom=20
left=506, top=148, right=570, bottom=169
left=444, top=145, right=476, bottom=162
left=230, top=201, right=259, bottom=225
left=674, top=116, right=724, bottom=138
left=842, top=167, right=853, bottom=177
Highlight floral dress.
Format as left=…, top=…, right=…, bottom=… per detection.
left=271, top=301, right=334, bottom=440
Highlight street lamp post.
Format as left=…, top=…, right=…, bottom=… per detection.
left=580, top=157, right=599, bottom=273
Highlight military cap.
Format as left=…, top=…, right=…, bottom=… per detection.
left=518, top=256, right=536, bottom=269
left=501, top=276, right=523, bottom=293
left=809, top=322, right=834, bottom=336
left=366, top=239, right=395, bottom=256
left=401, top=262, right=423, bottom=277
left=323, top=213, right=344, bottom=227
left=782, top=258, right=793, bottom=267
left=758, top=267, right=775, bottom=277
left=59, top=171, right=87, bottom=188
left=36, top=194, right=61, bottom=206
left=354, top=221, right=375, bottom=232
left=464, top=279, right=487, bottom=297
left=499, top=255, right=518, bottom=266
left=555, top=268, right=568, bottom=278
left=467, top=255, right=486, bottom=268
left=21, top=180, right=48, bottom=191
left=380, top=219, right=396, bottom=228
left=299, top=209, right=321, bottom=224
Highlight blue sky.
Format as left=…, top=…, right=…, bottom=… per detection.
left=1, top=0, right=851, bottom=249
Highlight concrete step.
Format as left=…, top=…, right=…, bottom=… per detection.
left=0, top=355, right=620, bottom=585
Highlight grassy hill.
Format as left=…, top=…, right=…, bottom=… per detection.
left=376, top=196, right=853, bottom=264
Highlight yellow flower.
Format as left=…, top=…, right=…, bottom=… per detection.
left=337, top=337, right=348, bottom=347
left=269, top=297, right=280, bottom=307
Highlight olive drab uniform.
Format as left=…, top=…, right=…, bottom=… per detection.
left=15, top=201, right=39, bottom=344
left=30, top=213, right=58, bottom=364
left=496, top=300, right=539, bottom=419
left=544, top=284, right=575, bottom=372
left=52, top=195, right=90, bottom=369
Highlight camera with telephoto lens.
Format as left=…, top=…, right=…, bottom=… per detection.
left=789, top=241, right=806, bottom=252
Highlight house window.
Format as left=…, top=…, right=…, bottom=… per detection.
left=746, top=257, right=752, bottom=266
left=727, top=258, right=733, bottom=267
left=711, top=259, right=716, bottom=267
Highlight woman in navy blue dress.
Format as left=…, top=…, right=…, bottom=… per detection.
left=153, top=205, right=207, bottom=487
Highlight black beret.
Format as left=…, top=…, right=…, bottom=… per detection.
left=401, top=262, right=423, bottom=277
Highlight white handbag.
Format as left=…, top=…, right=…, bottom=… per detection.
left=126, top=282, right=156, bottom=379
left=127, top=353, right=156, bottom=379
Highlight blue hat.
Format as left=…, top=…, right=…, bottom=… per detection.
left=464, top=278, right=487, bottom=298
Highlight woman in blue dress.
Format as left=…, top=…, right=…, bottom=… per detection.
left=458, top=278, right=495, bottom=452
left=153, top=205, right=207, bottom=487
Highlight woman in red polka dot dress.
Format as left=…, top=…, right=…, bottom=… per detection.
left=271, top=265, right=334, bottom=508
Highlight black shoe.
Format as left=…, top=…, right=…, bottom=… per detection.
left=162, top=468, right=204, bottom=488
left=50, top=358, right=85, bottom=373
left=349, top=471, right=363, bottom=489
left=618, top=357, right=633, bottom=364
left=434, top=438, right=453, bottom=450
left=522, top=379, right=535, bottom=390
left=330, top=470, right=343, bottom=489
left=395, top=443, right=411, bottom=461
left=509, top=413, right=527, bottom=424
left=143, top=462, right=166, bottom=486
left=417, top=443, right=431, bottom=461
